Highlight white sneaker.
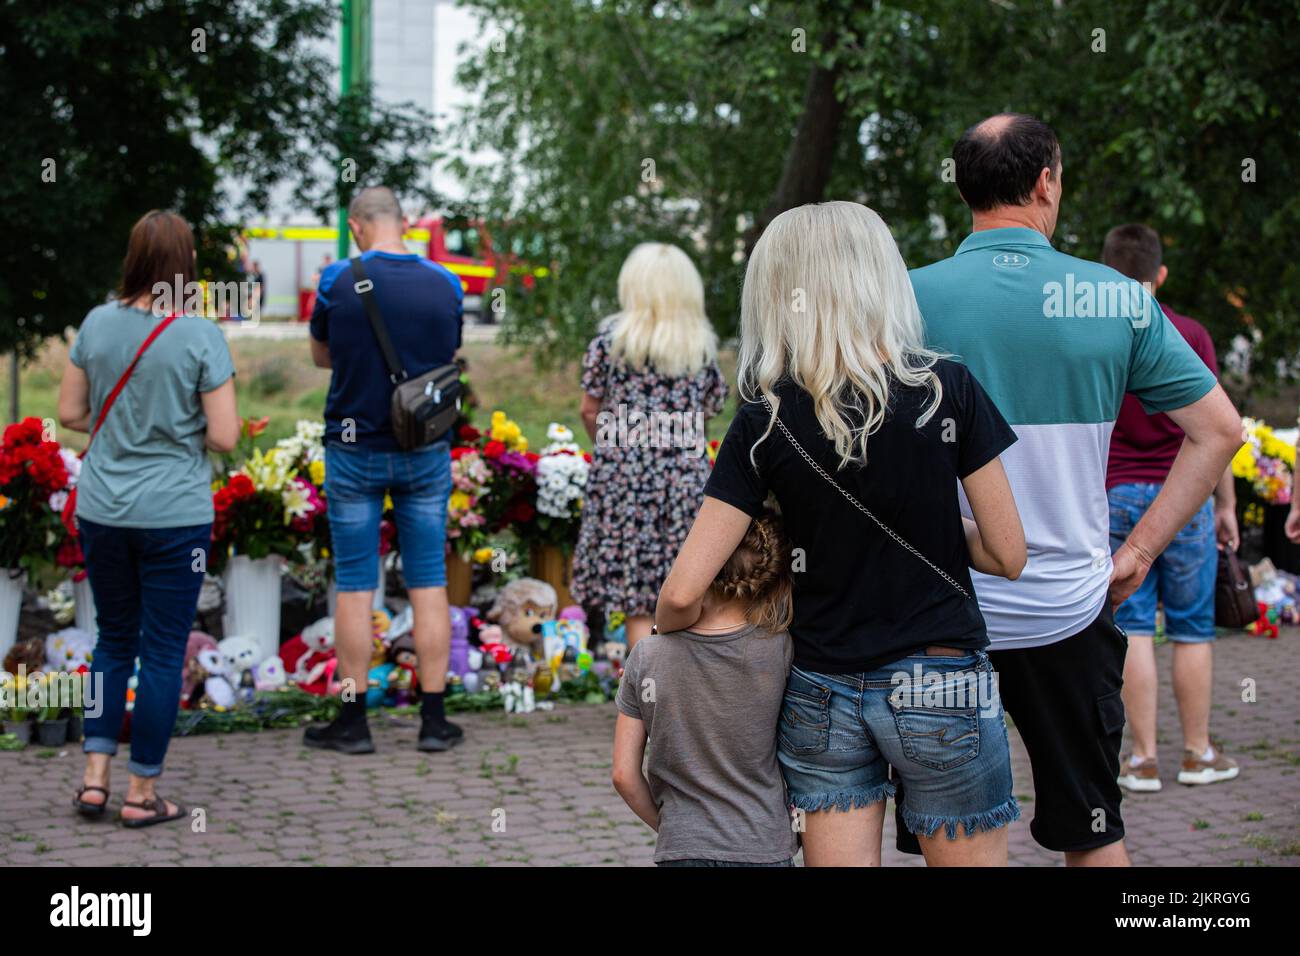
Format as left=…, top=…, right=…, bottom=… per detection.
left=1177, top=747, right=1239, bottom=785
left=1117, top=755, right=1162, bottom=792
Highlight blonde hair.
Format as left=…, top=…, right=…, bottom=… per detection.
left=607, top=243, right=717, bottom=377
left=709, top=510, right=793, bottom=632
left=738, top=202, right=943, bottom=468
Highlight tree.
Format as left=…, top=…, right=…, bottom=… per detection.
left=452, top=0, right=1300, bottom=381
left=0, top=0, right=440, bottom=359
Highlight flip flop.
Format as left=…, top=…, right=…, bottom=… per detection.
left=73, top=785, right=110, bottom=819
left=119, top=795, right=187, bottom=829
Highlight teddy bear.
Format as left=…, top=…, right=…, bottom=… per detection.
left=253, top=655, right=287, bottom=691
left=3, top=637, right=46, bottom=677
left=181, top=631, right=219, bottom=707
left=45, top=627, right=95, bottom=672
left=218, top=635, right=261, bottom=697
left=196, top=648, right=237, bottom=709
left=486, top=579, right=557, bottom=660
left=279, top=616, right=335, bottom=694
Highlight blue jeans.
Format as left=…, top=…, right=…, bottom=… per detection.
left=79, top=518, right=211, bottom=777
left=324, top=441, right=452, bottom=590
left=777, top=652, right=1020, bottom=840
left=1108, top=483, right=1216, bottom=641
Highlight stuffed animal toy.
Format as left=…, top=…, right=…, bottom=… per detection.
left=3, top=637, right=46, bottom=677
left=367, top=662, right=395, bottom=708
left=449, top=606, right=478, bottom=676
left=280, top=616, right=336, bottom=693
left=196, top=648, right=237, bottom=709
left=387, top=633, right=419, bottom=706
left=45, top=627, right=95, bottom=672
left=182, top=631, right=219, bottom=707
left=253, top=655, right=287, bottom=691
left=486, top=579, right=557, bottom=658
left=218, top=636, right=261, bottom=692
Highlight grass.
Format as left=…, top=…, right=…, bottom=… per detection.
left=2, top=332, right=739, bottom=452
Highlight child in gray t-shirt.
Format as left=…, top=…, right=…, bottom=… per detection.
left=613, top=511, right=796, bottom=866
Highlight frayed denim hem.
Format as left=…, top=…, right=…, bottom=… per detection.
left=900, top=795, right=1021, bottom=840
left=789, top=781, right=896, bottom=813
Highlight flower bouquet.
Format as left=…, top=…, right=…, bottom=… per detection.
left=1233, top=418, right=1295, bottom=508
left=526, top=424, right=590, bottom=553
left=447, top=411, right=538, bottom=559
left=0, top=418, right=71, bottom=653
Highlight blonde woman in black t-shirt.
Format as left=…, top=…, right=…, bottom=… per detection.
left=655, top=201, right=1026, bottom=866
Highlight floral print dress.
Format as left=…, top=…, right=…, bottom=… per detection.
left=571, top=331, right=728, bottom=616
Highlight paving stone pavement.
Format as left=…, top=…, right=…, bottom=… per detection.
left=1, top=631, right=1295, bottom=867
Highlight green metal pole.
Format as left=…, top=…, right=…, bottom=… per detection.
left=336, top=0, right=372, bottom=260
left=336, top=0, right=353, bottom=261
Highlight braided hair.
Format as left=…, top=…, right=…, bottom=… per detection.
left=709, top=509, right=793, bottom=632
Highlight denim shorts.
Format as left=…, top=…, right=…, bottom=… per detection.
left=1109, top=483, right=1216, bottom=642
left=324, top=441, right=451, bottom=590
left=777, top=651, right=1020, bottom=840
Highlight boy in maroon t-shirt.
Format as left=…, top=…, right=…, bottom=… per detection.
left=1104, top=224, right=1240, bottom=793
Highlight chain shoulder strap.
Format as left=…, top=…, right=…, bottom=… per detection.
left=758, top=396, right=971, bottom=601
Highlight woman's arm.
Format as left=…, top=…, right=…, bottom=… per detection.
left=580, top=392, right=601, bottom=443
left=655, top=497, right=753, bottom=632
left=200, top=379, right=240, bottom=453
left=57, top=360, right=93, bottom=433
left=611, top=713, right=658, bottom=830
left=960, top=456, right=1026, bottom=580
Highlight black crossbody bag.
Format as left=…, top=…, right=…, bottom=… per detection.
left=350, top=256, right=462, bottom=450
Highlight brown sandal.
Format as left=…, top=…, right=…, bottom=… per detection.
left=73, top=785, right=110, bottom=819
left=120, top=795, right=187, bottom=829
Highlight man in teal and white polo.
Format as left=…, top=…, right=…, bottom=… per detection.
left=909, top=113, right=1242, bottom=866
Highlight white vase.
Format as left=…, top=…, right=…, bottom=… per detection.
left=222, top=555, right=284, bottom=663
left=0, top=570, right=24, bottom=660
left=326, top=556, right=386, bottom=616
left=73, top=575, right=97, bottom=636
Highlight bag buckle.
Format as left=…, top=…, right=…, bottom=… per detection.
left=353, top=278, right=374, bottom=294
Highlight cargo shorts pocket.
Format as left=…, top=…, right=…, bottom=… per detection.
left=893, top=707, right=981, bottom=772
left=778, top=671, right=831, bottom=757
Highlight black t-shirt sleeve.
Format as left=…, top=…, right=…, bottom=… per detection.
left=703, top=402, right=768, bottom=517
left=954, top=364, right=1018, bottom=479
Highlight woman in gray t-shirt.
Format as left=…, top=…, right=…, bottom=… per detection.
left=58, top=210, right=239, bottom=828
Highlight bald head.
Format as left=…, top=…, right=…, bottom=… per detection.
left=953, top=113, right=1060, bottom=212
left=348, top=186, right=403, bottom=224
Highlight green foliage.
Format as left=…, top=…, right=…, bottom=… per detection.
left=1, top=0, right=440, bottom=358
left=453, top=0, right=1300, bottom=379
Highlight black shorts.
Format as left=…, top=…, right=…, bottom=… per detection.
left=895, top=605, right=1128, bottom=854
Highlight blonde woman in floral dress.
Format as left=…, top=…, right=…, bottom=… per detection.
left=573, top=243, right=728, bottom=649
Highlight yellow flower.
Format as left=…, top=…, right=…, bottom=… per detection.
left=1231, top=443, right=1257, bottom=480
left=473, top=547, right=494, bottom=564
left=309, top=460, right=326, bottom=485
left=515, top=436, right=528, bottom=453
left=0, top=493, right=9, bottom=511
left=383, top=493, right=394, bottom=512
left=449, top=490, right=470, bottom=512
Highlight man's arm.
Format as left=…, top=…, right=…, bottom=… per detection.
left=1213, top=463, right=1239, bottom=551
left=310, top=335, right=331, bottom=369
left=1110, top=383, right=1242, bottom=607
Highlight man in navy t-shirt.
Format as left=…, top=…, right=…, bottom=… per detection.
left=303, top=185, right=466, bottom=756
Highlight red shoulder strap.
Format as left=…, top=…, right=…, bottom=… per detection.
left=82, top=313, right=180, bottom=458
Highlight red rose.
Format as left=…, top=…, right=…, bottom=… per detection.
left=483, top=440, right=506, bottom=460
left=513, top=501, right=536, bottom=522
left=2, top=417, right=44, bottom=449
left=458, top=425, right=481, bottom=442
left=227, top=474, right=255, bottom=499
left=525, top=452, right=540, bottom=463
left=450, top=446, right=472, bottom=460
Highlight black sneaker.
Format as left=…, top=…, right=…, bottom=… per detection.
left=418, top=717, right=464, bottom=752
left=303, top=717, right=375, bottom=754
